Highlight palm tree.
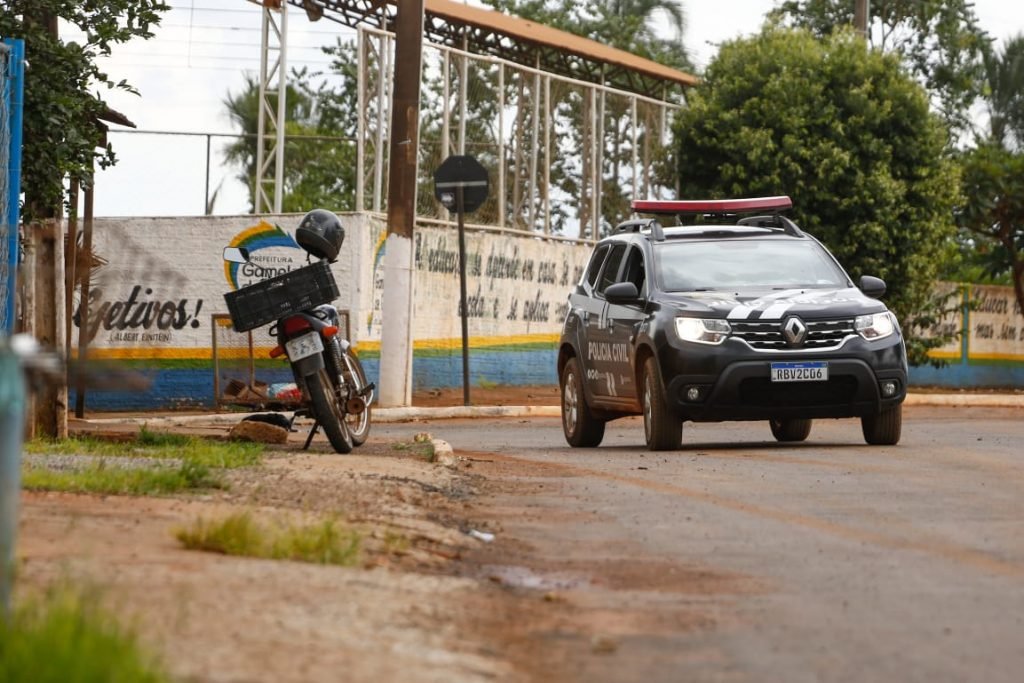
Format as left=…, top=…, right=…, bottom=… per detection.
left=606, top=0, right=686, bottom=44
left=981, top=34, right=1024, bottom=150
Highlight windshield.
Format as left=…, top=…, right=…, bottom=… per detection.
left=654, top=239, right=849, bottom=291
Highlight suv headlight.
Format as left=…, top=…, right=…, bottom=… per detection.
left=855, top=312, right=895, bottom=340
left=675, top=317, right=731, bottom=345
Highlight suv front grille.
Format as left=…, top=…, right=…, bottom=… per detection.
left=730, top=318, right=855, bottom=351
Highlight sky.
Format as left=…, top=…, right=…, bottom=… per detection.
left=60, top=0, right=1024, bottom=218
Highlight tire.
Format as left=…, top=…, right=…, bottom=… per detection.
left=770, top=418, right=812, bottom=442
left=862, top=404, right=902, bottom=445
left=340, top=349, right=372, bottom=446
left=560, top=357, right=605, bottom=447
left=306, top=367, right=354, bottom=454
left=642, top=357, right=682, bottom=451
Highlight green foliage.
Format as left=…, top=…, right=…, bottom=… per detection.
left=22, top=430, right=263, bottom=495
left=0, top=588, right=169, bottom=683
left=175, top=512, right=362, bottom=567
left=980, top=34, right=1024, bottom=151
left=772, top=0, right=989, bottom=140
left=674, top=27, right=959, bottom=365
left=222, top=47, right=358, bottom=214
left=0, top=0, right=169, bottom=221
left=955, top=143, right=1024, bottom=318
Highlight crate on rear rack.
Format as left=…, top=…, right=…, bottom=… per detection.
left=224, top=260, right=339, bottom=332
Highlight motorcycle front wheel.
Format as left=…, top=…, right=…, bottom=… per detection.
left=340, top=349, right=372, bottom=446
left=306, top=367, right=353, bottom=454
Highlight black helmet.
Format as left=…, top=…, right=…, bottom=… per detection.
left=295, top=209, right=345, bottom=261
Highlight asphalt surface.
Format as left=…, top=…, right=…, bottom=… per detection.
left=374, top=405, right=1024, bottom=683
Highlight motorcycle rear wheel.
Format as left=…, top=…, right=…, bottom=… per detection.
left=340, top=349, right=372, bottom=446
left=307, top=367, right=353, bottom=454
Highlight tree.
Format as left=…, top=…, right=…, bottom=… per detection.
left=222, top=51, right=358, bottom=214
left=956, top=145, right=1024, bottom=316
left=674, top=27, right=959, bottom=365
left=0, top=0, right=169, bottom=221
left=980, top=35, right=1024, bottom=152
left=772, top=0, right=989, bottom=141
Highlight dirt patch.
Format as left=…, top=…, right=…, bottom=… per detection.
left=412, top=384, right=560, bottom=408
left=15, top=436, right=517, bottom=683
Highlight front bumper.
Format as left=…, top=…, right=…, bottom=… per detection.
left=658, top=334, right=907, bottom=421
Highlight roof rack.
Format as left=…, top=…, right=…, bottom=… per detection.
left=613, top=218, right=665, bottom=241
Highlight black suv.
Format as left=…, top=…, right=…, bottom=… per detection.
left=557, top=197, right=907, bottom=450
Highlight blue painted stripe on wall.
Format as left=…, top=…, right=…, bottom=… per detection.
left=909, top=363, right=1024, bottom=389
left=75, top=350, right=560, bottom=411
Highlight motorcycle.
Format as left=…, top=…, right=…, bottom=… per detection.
left=222, top=210, right=372, bottom=453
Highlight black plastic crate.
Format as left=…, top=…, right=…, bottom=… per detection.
left=224, top=260, right=339, bottom=332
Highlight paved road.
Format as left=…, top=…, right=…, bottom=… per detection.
left=379, top=406, right=1024, bottom=683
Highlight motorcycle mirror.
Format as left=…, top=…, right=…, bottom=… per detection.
left=223, top=246, right=250, bottom=264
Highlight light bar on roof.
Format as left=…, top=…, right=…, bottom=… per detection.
left=631, top=196, right=793, bottom=215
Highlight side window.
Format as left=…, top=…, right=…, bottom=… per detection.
left=622, top=246, right=646, bottom=295
left=597, top=244, right=627, bottom=294
left=584, top=245, right=610, bottom=290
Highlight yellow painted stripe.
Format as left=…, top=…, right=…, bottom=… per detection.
left=965, top=352, right=1024, bottom=362
left=73, top=333, right=560, bottom=360
left=926, top=350, right=962, bottom=360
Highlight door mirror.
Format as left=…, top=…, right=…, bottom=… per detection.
left=858, top=275, right=886, bottom=298
left=604, top=281, right=640, bottom=303
left=223, top=246, right=250, bottom=264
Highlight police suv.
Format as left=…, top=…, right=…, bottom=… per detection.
left=557, top=197, right=907, bottom=450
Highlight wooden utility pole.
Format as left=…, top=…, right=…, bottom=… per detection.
left=854, top=0, right=870, bottom=38
left=378, top=0, right=425, bottom=407
left=24, top=10, right=67, bottom=438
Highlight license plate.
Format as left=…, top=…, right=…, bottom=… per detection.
left=770, top=361, right=828, bottom=382
left=285, top=332, right=323, bottom=361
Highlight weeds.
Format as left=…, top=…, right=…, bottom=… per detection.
left=175, top=512, right=362, bottom=567
left=0, top=588, right=169, bottom=683
left=22, top=427, right=263, bottom=495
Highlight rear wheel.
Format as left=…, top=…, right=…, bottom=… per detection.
left=307, top=367, right=353, bottom=454
left=340, top=349, right=372, bottom=446
left=862, top=405, right=902, bottom=445
left=642, top=357, right=682, bottom=451
left=769, top=418, right=812, bottom=442
left=560, top=357, right=605, bottom=447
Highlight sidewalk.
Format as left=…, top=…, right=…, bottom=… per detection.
left=71, top=390, right=1024, bottom=431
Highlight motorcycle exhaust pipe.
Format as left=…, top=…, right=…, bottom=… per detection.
left=346, top=396, right=366, bottom=415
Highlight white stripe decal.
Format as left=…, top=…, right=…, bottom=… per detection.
left=727, top=305, right=753, bottom=319
left=760, top=303, right=793, bottom=320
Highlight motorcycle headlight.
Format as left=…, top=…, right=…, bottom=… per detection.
left=855, top=311, right=896, bottom=340
left=675, top=317, right=731, bottom=345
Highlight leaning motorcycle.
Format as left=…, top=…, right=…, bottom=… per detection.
left=222, top=209, right=373, bottom=453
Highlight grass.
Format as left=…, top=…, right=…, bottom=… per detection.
left=0, top=588, right=169, bottom=683
left=175, top=511, right=362, bottom=567
left=21, top=426, right=264, bottom=495
left=391, top=440, right=435, bottom=461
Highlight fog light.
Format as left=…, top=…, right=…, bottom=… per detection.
left=880, top=380, right=898, bottom=398
left=685, top=386, right=701, bottom=402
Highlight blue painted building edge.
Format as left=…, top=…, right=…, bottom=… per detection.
left=74, top=350, right=560, bottom=411
left=909, top=363, right=1024, bottom=390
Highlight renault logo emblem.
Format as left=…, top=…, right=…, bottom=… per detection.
left=782, top=316, right=807, bottom=346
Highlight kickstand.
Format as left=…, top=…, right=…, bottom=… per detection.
left=303, top=420, right=320, bottom=450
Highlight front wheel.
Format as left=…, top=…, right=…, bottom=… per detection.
left=307, top=367, right=353, bottom=454
left=560, top=357, right=605, bottom=447
left=862, top=405, right=902, bottom=445
left=642, top=357, right=682, bottom=451
left=340, top=349, right=372, bottom=446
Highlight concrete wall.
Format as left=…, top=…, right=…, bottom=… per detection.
left=74, top=213, right=591, bottom=410
left=71, top=216, right=1023, bottom=410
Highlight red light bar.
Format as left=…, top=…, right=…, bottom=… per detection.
left=631, top=196, right=793, bottom=215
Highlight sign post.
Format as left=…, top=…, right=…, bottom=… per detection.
left=433, top=155, right=489, bottom=406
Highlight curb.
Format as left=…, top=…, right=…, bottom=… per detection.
left=73, top=393, right=1023, bottom=429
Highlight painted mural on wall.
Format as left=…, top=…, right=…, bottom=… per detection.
left=967, top=284, right=1024, bottom=359
left=362, top=221, right=592, bottom=347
